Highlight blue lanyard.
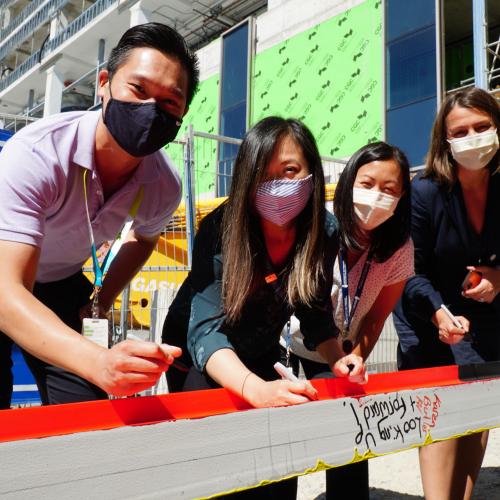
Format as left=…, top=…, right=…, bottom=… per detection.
left=82, top=169, right=143, bottom=288
left=339, top=247, right=373, bottom=334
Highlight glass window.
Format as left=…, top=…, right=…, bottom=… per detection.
left=387, top=26, right=437, bottom=109
left=220, top=23, right=249, bottom=115
left=218, top=22, right=249, bottom=196
left=445, top=41, right=474, bottom=91
left=386, top=0, right=435, bottom=42
left=387, top=97, right=436, bottom=166
left=443, top=0, right=474, bottom=92
left=386, top=0, right=437, bottom=167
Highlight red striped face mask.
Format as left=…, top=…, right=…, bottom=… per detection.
left=255, top=174, right=313, bottom=226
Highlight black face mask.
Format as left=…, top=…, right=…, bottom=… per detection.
left=103, top=88, right=182, bottom=157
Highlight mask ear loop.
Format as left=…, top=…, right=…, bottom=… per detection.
left=101, top=79, right=113, bottom=123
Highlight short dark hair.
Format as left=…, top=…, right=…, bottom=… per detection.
left=107, top=22, right=199, bottom=106
left=334, top=141, right=411, bottom=263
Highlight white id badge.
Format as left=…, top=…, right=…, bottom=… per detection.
left=82, top=318, right=109, bottom=348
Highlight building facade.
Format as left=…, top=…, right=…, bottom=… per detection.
left=1, top=0, right=499, bottom=166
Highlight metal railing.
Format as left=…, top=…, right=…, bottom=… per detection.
left=487, top=37, right=500, bottom=91
left=0, top=0, right=71, bottom=61
left=0, top=0, right=47, bottom=43
left=41, top=0, right=116, bottom=60
left=0, top=0, right=116, bottom=93
left=0, top=111, right=37, bottom=132
left=0, top=0, right=15, bottom=10
left=447, top=35, right=500, bottom=96
left=59, top=59, right=106, bottom=109
left=0, top=50, right=40, bottom=92
left=25, top=99, right=45, bottom=117
left=1, top=115, right=398, bottom=386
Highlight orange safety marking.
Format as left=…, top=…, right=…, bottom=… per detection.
left=0, top=365, right=462, bottom=444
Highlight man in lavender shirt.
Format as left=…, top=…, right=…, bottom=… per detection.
left=0, top=23, right=199, bottom=407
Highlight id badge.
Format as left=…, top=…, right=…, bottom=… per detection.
left=82, top=318, right=109, bottom=348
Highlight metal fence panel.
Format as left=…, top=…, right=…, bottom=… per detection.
left=112, top=131, right=398, bottom=395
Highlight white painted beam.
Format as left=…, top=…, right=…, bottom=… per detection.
left=1, top=376, right=500, bottom=499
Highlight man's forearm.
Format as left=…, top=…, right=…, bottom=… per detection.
left=0, top=281, right=183, bottom=396
left=0, top=240, right=104, bottom=382
left=0, top=282, right=106, bottom=383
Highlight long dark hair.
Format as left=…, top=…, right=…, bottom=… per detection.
left=425, top=86, right=500, bottom=187
left=222, top=116, right=326, bottom=323
left=334, top=141, right=411, bottom=263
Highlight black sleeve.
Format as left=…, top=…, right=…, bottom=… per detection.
left=403, top=176, right=444, bottom=321
left=186, top=207, right=237, bottom=371
left=296, top=210, right=340, bottom=350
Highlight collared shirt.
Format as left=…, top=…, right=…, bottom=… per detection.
left=0, top=110, right=181, bottom=282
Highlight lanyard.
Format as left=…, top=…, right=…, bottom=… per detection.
left=82, top=168, right=143, bottom=293
left=339, top=247, right=373, bottom=338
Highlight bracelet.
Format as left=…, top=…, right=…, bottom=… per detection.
left=241, top=372, right=253, bottom=399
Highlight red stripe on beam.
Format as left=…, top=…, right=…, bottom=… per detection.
left=0, top=365, right=460, bottom=443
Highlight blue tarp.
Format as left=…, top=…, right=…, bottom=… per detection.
left=12, top=344, right=40, bottom=406
left=0, top=129, right=13, bottom=152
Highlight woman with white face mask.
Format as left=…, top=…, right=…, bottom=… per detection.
left=162, top=116, right=366, bottom=500
left=281, top=141, right=413, bottom=500
left=394, top=87, right=500, bottom=499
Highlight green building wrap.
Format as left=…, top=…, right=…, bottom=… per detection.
left=166, top=0, right=383, bottom=198
left=252, top=0, right=383, bottom=158
left=164, top=70, right=220, bottom=196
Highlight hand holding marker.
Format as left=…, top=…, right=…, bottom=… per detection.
left=274, top=361, right=300, bottom=382
left=274, top=361, right=366, bottom=387
left=274, top=362, right=319, bottom=401
left=346, top=362, right=368, bottom=385
left=440, top=304, right=465, bottom=331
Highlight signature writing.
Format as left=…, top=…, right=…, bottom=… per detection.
left=415, top=394, right=442, bottom=433
left=344, top=392, right=438, bottom=449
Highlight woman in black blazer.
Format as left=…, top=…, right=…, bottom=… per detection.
left=394, top=87, right=500, bottom=499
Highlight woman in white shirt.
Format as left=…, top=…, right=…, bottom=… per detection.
left=282, top=141, right=414, bottom=499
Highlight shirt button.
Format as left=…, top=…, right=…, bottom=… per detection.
left=96, top=190, right=102, bottom=196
